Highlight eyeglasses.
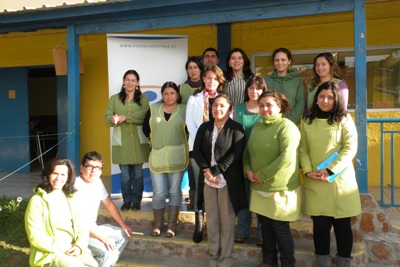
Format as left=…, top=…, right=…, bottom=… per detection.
left=84, top=165, right=103, bottom=171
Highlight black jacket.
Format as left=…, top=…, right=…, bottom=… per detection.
left=193, top=118, right=248, bottom=214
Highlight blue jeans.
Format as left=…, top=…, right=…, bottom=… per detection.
left=89, top=224, right=129, bottom=267
left=150, top=170, right=184, bottom=209
left=236, top=179, right=262, bottom=238
left=119, top=164, right=143, bottom=203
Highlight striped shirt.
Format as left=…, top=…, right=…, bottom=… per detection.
left=224, top=73, right=246, bottom=110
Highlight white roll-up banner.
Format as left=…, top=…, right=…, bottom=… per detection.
left=107, top=34, right=188, bottom=197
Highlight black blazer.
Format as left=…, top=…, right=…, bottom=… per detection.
left=193, top=118, right=248, bottom=214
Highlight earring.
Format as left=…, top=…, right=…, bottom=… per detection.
left=135, top=86, right=138, bottom=90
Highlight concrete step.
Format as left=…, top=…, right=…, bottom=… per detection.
left=114, top=229, right=367, bottom=266
left=98, top=210, right=369, bottom=266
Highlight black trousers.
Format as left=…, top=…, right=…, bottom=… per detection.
left=311, top=216, right=353, bottom=257
left=258, top=214, right=295, bottom=267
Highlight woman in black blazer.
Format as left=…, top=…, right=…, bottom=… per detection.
left=193, top=94, right=247, bottom=267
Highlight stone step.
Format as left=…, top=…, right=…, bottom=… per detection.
left=98, top=210, right=369, bottom=266
left=114, top=229, right=367, bottom=267
left=98, top=210, right=337, bottom=242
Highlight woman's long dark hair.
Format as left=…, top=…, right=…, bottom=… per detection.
left=161, top=81, right=181, bottom=104
left=307, top=81, right=347, bottom=125
left=185, top=57, right=204, bottom=81
left=119, top=70, right=142, bottom=105
left=35, top=157, right=77, bottom=195
left=225, top=48, right=253, bottom=82
left=311, top=53, right=343, bottom=88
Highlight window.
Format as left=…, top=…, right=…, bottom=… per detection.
left=252, top=46, right=400, bottom=110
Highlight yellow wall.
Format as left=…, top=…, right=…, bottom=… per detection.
left=0, top=1, right=399, bottom=185
left=78, top=25, right=218, bottom=174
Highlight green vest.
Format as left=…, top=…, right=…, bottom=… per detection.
left=180, top=83, right=199, bottom=104
left=149, top=104, right=189, bottom=173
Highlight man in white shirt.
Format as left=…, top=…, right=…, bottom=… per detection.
left=75, top=151, right=132, bottom=267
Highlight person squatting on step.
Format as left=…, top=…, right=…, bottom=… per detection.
left=25, top=157, right=98, bottom=267
left=75, top=151, right=132, bottom=267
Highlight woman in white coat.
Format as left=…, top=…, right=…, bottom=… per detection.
left=186, top=65, right=226, bottom=243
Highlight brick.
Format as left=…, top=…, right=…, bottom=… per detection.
left=352, top=230, right=363, bottom=242
left=382, top=222, right=389, bottom=233
left=371, top=243, right=390, bottom=261
left=377, top=212, right=387, bottom=222
left=360, top=212, right=375, bottom=232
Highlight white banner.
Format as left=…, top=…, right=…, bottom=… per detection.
left=106, top=34, right=188, bottom=194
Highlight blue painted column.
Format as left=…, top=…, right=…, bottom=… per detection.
left=217, top=23, right=231, bottom=71
left=67, top=24, right=81, bottom=168
left=354, top=0, right=368, bottom=193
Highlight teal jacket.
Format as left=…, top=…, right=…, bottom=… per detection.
left=265, top=69, right=305, bottom=125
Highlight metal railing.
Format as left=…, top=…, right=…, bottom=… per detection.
left=367, top=118, right=400, bottom=207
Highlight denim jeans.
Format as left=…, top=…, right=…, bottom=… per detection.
left=88, top=224, right=129, bottom=267
left=236, top=179, right=262, bottom=238
left=119, top=164, right=143, bottom=203
left=258, top=214, right=295, bottom=267
left=150, top=170, right=184, bottom=209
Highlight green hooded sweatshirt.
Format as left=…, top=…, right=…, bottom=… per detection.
left=265, top=69, right=305, bottom=125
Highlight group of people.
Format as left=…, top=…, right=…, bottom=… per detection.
left=24, top=46, right=361, bottom=267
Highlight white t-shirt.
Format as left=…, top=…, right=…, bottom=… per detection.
left=75, top=176, right=108, bottom=226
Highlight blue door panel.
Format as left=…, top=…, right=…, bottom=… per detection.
left=0, top=67, right=30, bottom=172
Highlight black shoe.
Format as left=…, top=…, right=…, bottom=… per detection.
left=131, top=202, right=141, bottom=211
left=121, top=202, right=132, bottom=211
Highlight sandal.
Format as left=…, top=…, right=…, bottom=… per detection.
left=234, top=234, right=248, bottom=243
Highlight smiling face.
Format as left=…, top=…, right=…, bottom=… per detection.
left=162, top=87, right=179, bottom=107
left=203, top=70, right=220, bottom=92
left=259, top=96, right=281, bottom=117
left=273, top=51, right=291, bottom=76
left=123, top=73, right=139, bottom=93
left=247, top=83, right=264, bottom=101
left=49, top=165, right=69, bottom=191
left=229, top=51, right=244, bottom=73
left=187, top=61, right=201, bottom=82
left=212, top=96, right=232, bottom=122
left=317, top=89, right=335, bottom=112
left=315, top=56, right=332, bottom=80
